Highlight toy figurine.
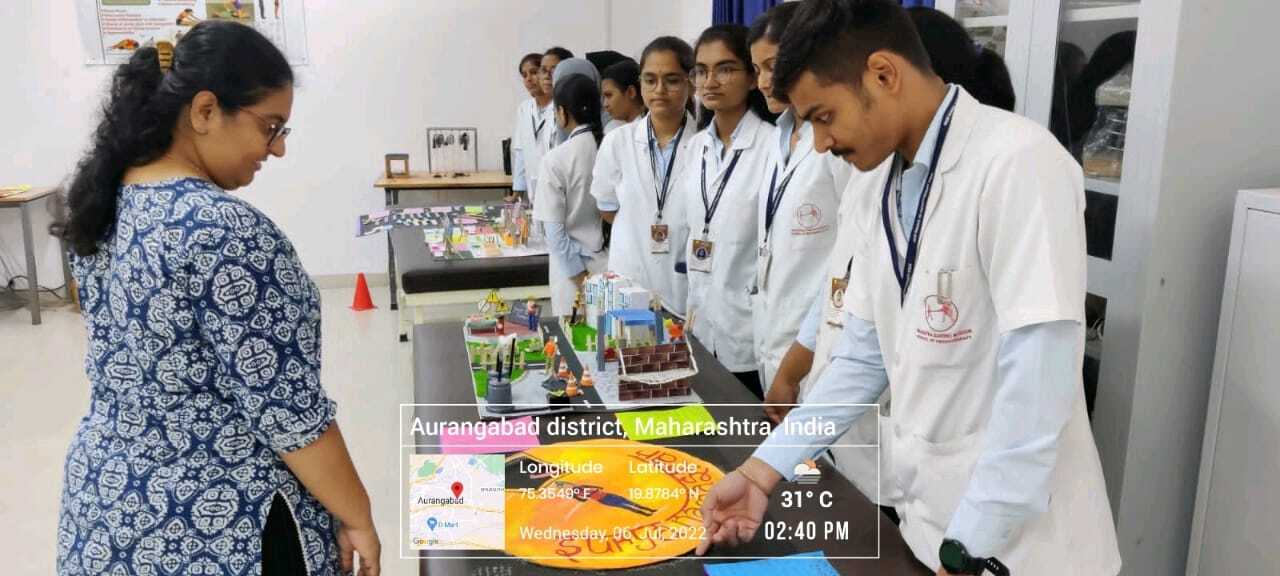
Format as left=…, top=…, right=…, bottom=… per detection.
left=496, top=315, right=506, bottom=335
left=543, top=339, right=557, bottom=360
left=526, top=299, right=541, bottom=331
left=580, top=371, right=594, bottom=388
left=667, top=320, right=685, bottom=342
left=564, top=379, right=580, bottom=398
left=558, top=358, right=570, bottom=379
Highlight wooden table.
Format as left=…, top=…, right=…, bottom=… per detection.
left=411, top=321, right=932, bottom=575
left=0, top=187, right=69, bottom=325
left=374, top=171, right=514, bottom=309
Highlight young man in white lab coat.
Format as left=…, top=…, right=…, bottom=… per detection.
left=747, top=3, right=852, bottom=391
left=696, top=1, right=1121, bottom=574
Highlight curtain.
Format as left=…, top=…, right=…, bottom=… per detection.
left=711, top=0, right=781, bottom=26
left=713, top=1, right=934, bottom=27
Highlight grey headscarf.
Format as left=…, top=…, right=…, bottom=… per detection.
left=550, top=58, right=603, bottom=144
left=552, top=57, right=600, bottom=88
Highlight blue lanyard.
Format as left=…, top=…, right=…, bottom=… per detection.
left=881, top=91, right=959, bottom=306
left=647, top=118, right=686, bottom=221
left=764, top=166, right=794, bottom=238
left=568, top=125, right=592, bottom=140
left=532, top=113, right=545, bottom=140
left=700, top=148, right=744, bottom=235
left=764, top=143, right=811, bottom=239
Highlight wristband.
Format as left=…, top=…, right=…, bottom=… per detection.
left=736, top=466, right=771, bottom=496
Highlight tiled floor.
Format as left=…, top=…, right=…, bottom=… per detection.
left=0, top=287, right=420, bottom=576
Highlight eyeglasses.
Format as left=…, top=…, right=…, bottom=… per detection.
left=240, top=108, right=291, bottom=147
left=641, top=74, right=690, bottom=93
left=691, top=64, right=746, bottom=87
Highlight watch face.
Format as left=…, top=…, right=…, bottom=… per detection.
left=940, top=543, right=962, bottom=566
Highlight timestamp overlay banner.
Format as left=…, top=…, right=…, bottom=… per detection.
left=398, top=403, right=883, bottom=566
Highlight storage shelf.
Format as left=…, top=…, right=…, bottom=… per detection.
left=1064, top=4, right=1141, bottom=23
left=962, top=15, right=1009, bottom=29
left=1085, top=176, right=1121, bottom=196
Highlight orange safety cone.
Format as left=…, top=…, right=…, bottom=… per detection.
left=351, top=272, right=377, bottom=311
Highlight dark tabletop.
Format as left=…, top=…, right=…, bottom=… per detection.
left=392, top=227, right=549, bottom=295
left=412, top=322, right=930, bottom=576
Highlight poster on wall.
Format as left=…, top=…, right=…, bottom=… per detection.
left=76, top=0, right=310, bottom=66
left=427, top=128, right=479, bottom=175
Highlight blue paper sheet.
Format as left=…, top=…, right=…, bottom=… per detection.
left=703, top=550, right=840, bottom=576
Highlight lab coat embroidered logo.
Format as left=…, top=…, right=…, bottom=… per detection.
left=793, top=203, right=828, bottom=235
left=917, top=270, right=973, bottom=344
left=923, top=294, right=959, bottom=332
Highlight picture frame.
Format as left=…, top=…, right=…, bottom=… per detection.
left=426, top=127, right=478, bottom=176
left=384, top=153, right=410, bottom=179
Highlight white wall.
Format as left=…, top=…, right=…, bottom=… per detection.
left=0, top=0, right=710, bottom=285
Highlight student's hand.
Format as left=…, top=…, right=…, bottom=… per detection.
left=763, top=378, right=800, bottom=425
left=696, top=459, right=778, bottom=555
left=571, top=271, right=588, bottom=286
left=338, top=520, right=382, bottom=576
left=937, top=570, right=953, bottom=576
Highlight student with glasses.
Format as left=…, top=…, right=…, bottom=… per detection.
left=590, top=37, right=699, bottom=317
left=53, top=20, right=379, bottom=576
left=680, top=25, right=776, bottom=399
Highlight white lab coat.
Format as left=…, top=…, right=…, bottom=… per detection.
left=523, top=103, right=556, bottom=203
left=683, top=110, right=772, bottom=373
left=533, top=129, right=608, bottom=315
left=844, top=89, right=1120, bottom=573
left=803, top=158, right=899, bottom=508
left=751, top=114, right=852, bottom=388
left=511, top=98, right=539, bottom=190
left=590, top=112, right=697, bottom=315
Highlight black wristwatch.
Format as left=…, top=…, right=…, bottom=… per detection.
left=939, top=539, right=1009, bottom=575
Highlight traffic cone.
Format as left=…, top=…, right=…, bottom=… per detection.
left=351, top=272, right=376, bottom=311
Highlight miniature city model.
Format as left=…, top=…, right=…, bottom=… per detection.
left=564, top=273, right=699, bottom=402
left=464, top=290, right=558, bottom=417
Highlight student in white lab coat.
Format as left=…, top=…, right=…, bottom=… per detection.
left=533, top=74, right=608, bottom=315
left=746, top=3, right=852, bottom=390
left=698, top=1, right=1121, bottom=574
left=511, top=52, right=549, bottom=202
left=764, top=5, right=1020, bottom=515
left=526, top=46, right=574, bottom=203
left=591, top=36, right=698, bottom=317
left=601, top=59, right=646, bottom=135
left=683, top=24, right=776, bottom=398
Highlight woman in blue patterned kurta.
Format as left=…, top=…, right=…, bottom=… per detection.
left=55, top=21, right=381, bottom=576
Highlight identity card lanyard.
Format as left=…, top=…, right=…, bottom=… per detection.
left=647, top=118, right=686, bottom=222
left=700, top=149, right=744, bottom=236
left=881, top=92, right=959, bottom=307
left=763, top=149, right=808, bottom=242
left=532, top=114, right=546, bottom=141
left=567, top=125, right=593, bottom=140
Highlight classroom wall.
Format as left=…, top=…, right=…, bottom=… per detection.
left=0, top=0, right=711, bottom=286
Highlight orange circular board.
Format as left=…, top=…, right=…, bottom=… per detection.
left=504, top=439, right=724, bottom=569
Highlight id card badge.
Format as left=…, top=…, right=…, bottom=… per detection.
left=757, top=243, right=773, bottom=291
left=826, top=277, right=848, bottom=326
left=690, top=238, right=714, bottom=273
left=649, top=224, right=671, bottom=254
